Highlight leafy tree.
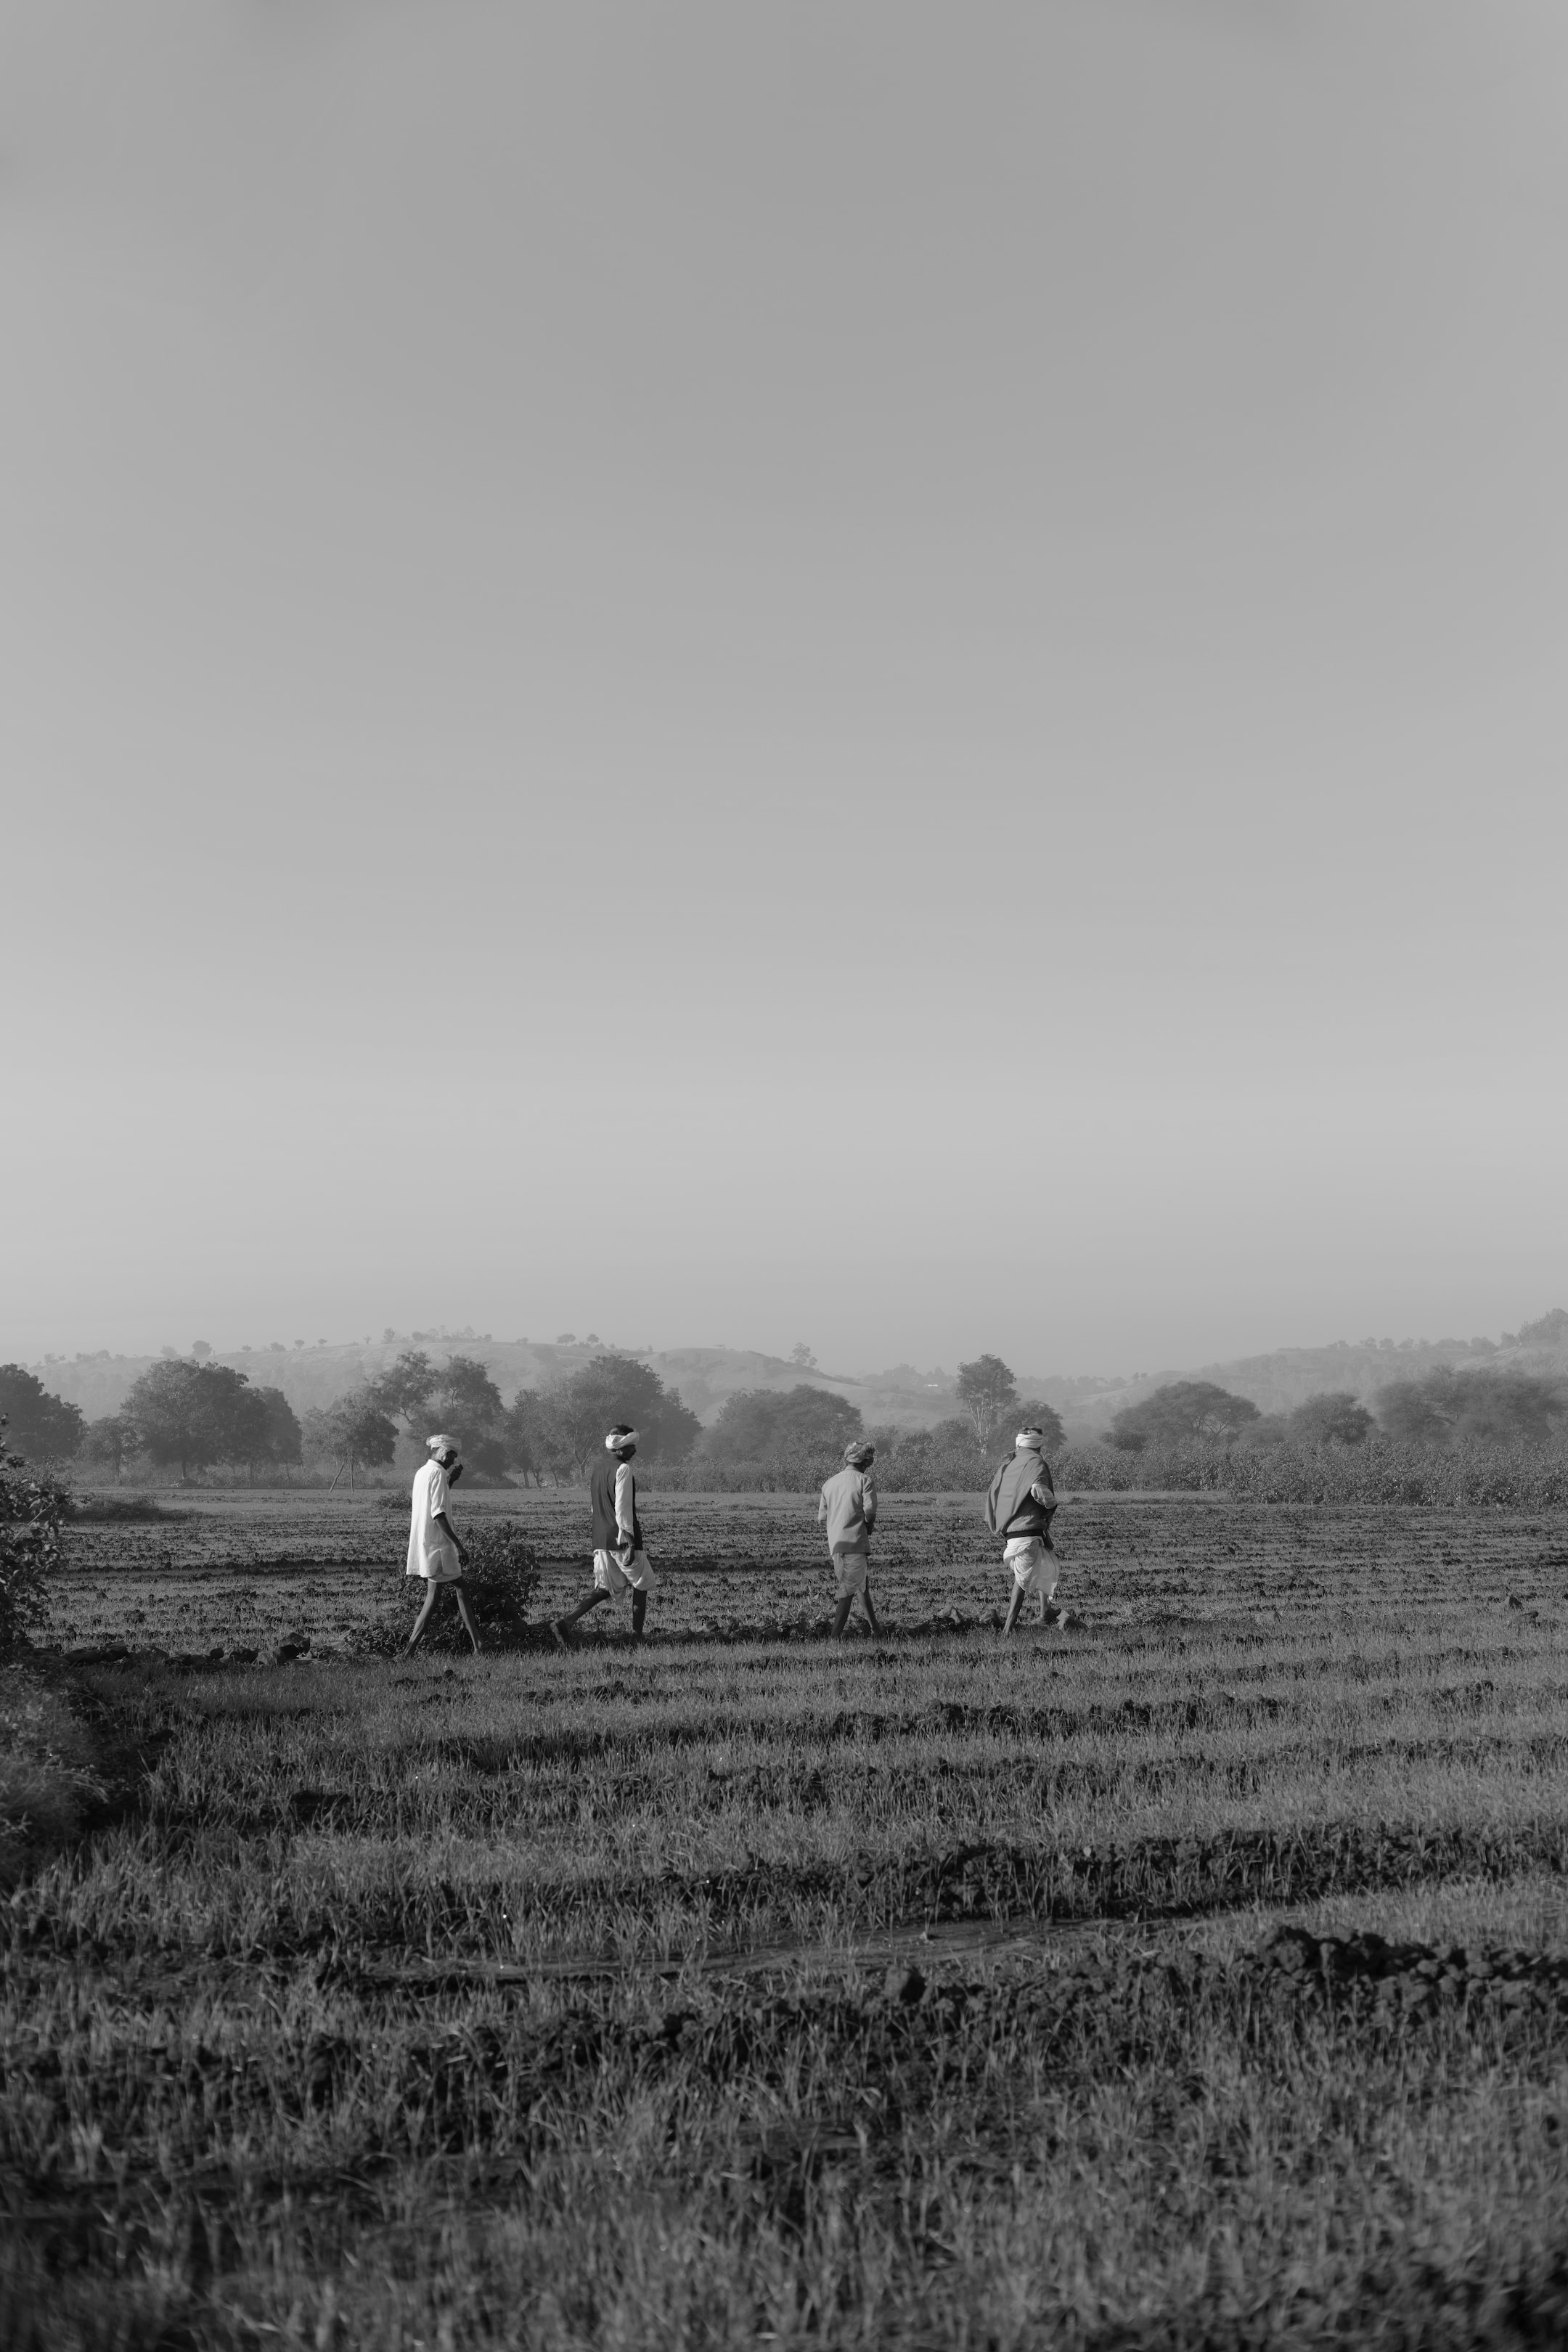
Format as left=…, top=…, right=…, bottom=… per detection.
left=303, top=1390, right=399, bottom=1487
left=791, top=1343, right=818, bottom=1368
left=83, top=1414, right=139, bottom=1481
left=1516, top=1308, right=1568, bottom=1349
left=955, top=1356, right=1019, bottom=1451
left=1108, top=1381, right=1261, bottom=1453
left=704, top=1384, right=864, bottom=1464
left=1012, top=1399, right=1066, bottom=1455
left=0, top=1416, right=69, bottom=1655
left=541, top=1354, right=701, bottom=1475
left=0, top=1366, right=84, bottom=1463
left=433, top=1355, right=507, bottom=1467
left=123, top=1359, right=258, bottom=1478
left=367, top=1349, right=442, bottom=1440
left=1288, top=1392, right=1374, bottom=1447
left=1375, top=1368, right=1567, bottom=1448
left=231, top=1386, right=303, bottom=1480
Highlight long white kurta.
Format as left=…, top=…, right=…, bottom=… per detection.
left=406, top=1458, right=461, bottom=1583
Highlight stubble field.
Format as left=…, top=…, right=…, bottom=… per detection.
left=6, top=1489, right=1568, bottom=2348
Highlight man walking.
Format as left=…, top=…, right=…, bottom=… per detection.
left=405, top=1434, right=482, bottom=1655
left=984, top=1424, right=1066, bottom=1636
left=554, top=1423, right=656, bottom=1643
left=817, top=1439, right=881, bottom=1637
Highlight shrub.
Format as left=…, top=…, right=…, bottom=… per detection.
left=353, top=1519, right=542, bottom=1655
left=0, top=1422, right=70, bottom=1658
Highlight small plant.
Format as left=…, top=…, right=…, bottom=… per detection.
left=0, top=1418, right=70, bottom=1658
left=354, top=1518, right=542, bottom=1654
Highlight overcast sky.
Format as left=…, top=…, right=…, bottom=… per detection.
left=3, top=1, right=1564, bottom=1376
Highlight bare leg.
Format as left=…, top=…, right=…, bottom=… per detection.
left=555, top=1588, right=611, bottom=1643
left=404, top=1582, right=439, bottom=1654
left=1003, top=1583, right=1025, bottom=1636
left=631, top=1590, right=648, bottom=1640
left=861, top=1585, right=880, bottom=1637
left=833, top=1593, right=854, bottom=1638
left=454, top=1585, right=482, bottom=1654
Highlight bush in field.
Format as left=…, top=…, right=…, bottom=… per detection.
left=0, top=1367, right=83, bottom=1464
left=1374, top=1366, right=1567, bottom=1449
left=1109, top=1381, right=1260, bottom=1453
left=0, top=1418, right=69, bottom=1657
left=354, top=1519, right=542, bottom=1655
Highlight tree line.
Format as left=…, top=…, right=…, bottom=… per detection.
left=1103, top=1367, right=1568, bottom=1455
left=4, top=1345, right=1564, bottom=1490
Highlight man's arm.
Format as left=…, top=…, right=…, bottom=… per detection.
left=434, top=1508, right=469, bottom=1565
left=862, top=1471, right=878, bottom=1535
left=614, top=1461, right=636, bottom=1555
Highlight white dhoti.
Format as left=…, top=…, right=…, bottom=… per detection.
left=830, top=1545, right=869, bottom=1597
left=1004, top=1536, right=1058, bottom=1599
left=593, top=1548, right=656, bottom=1598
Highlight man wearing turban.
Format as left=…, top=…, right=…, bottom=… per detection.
left=404, top=1434, right=482, bottom=1655
left=984, top=1425, right=1069, bottom=1635
left=816, top=1438, right=882, bottom=1638
left=553, top=1423, right=656, bottom=1644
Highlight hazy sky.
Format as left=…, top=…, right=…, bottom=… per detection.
left=4, top=1, right=1565, bottom=1376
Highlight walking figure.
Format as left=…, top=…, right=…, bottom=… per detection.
left=817, top=1439, right=882, bottom=1637
left=405, top=1434, right=482, bottom=1655
left=554, top=1423, right=656, bottom=1644
left=984, top=1424, right=1066, bottom=1636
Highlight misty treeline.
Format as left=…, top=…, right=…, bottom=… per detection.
left=3, top=1339, right=1568, bottom=1503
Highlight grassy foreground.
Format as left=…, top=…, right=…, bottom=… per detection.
left=5, top=1495, right=1568, bottom=2347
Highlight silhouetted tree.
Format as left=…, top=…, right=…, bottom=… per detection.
left=83, top=1414, right=138, bottom=1481
left=367, top=1349, right=442, bottom=1441
left=123, top=1360, right=257, bottom=1479
left=1109, top=1381, right=1260, bottom=1453
left=955, top=1356, right=1019, bottom=1451
left=704, top=1384, right=863, bottom=1464
left=1288, top=1392, right=1374, bottom=1447
left=543, top=1355, right=701, bottom=1474
left=0, top=1366, right=84, bottom=1463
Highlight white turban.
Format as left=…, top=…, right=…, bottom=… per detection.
left=427, top=1433, right=458, bottom=1457
left=1016, top=1427, right=1046, bottom=1449
left=605, top=1427, right=639, bottom=1450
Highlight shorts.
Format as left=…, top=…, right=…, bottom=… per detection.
left=831, top=1545, right=869, bottom=1597
left=593, top=1548, right=656, bottom=1598
left=1004, top=1536, right=1057, bottom=1598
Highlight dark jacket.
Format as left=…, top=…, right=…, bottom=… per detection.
left=589, top=1454, right=642, bottom=1553
left=984, top=1447, right=1056, bottom=1540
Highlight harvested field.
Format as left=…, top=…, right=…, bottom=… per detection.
left=6, top=1491, right=1568, bottom=2347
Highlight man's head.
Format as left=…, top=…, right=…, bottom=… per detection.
left=1015, top=1426, right=1048, bottom=1453
left=844, top=1440, right=875, bottom=1470
left=427, top=1432, right=460, bottom=1471
left=605, top=1424, right=638, bottom=1461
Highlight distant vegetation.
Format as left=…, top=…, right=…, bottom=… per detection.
left=7, top=1327, right=1568, bottom=1506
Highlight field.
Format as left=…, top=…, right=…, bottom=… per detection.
left=6, top=1489, right=1568, bottom=2348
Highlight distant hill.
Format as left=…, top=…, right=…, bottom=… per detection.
left=20, top=1310, right=1567, bottom=1440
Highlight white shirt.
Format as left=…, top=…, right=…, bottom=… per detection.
left=407, top=1458, right=458, bottom=1578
